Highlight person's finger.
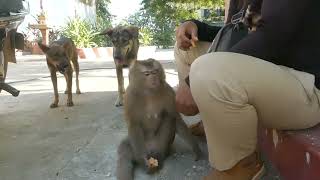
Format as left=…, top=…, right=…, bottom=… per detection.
left=178, top=33, right=191, bottom=43
left=189, top=25, right=198, bottom=47
left=180, top=42, right=192, bottom=50
left=191, top=29, right=198, bottom=42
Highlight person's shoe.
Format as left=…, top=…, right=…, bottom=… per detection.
left=188, top=121, right=206, bottom=137
left=203, top=152, right=265, bottom=180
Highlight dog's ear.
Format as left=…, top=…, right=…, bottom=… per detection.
left=99, top=28, right=113, bottom=37
left=63, top=42, right=70, bottom=50
left=126, top=26, right=139, bottom=38
left=37, top=42, right=50, bottom=53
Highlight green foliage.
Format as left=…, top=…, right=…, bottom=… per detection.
left=129, top=0, right=225, bottom=48
left=93, top=16, right=112, bottom=47
left=125, top=11, right=154, bottom=46
left=60, top=0, right=224, bottom=48
left=60, top=0, right=113, bottom=48
left=139, top=28, right=153, bottom=46
left=96, top=0, right=112, bottom=20
left=94, top=0, right=113, bottom=46
left=152, top=25, right=175, bottom=48
left=61, top=17, right=98, bottom=48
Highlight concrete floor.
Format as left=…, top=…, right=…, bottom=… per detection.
left=0, top=55, right=280, bottom=180
left=0, top=56, right=212, bottom=180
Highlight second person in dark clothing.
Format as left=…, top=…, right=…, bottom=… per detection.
left=174, top=0, right=320, bottom=179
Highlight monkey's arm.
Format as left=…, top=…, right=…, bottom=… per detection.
left=128, top=123, right=148, bottom=161
left=153, top=114, right=176, bottom=160
left=175, top=114, right=202, bottom=160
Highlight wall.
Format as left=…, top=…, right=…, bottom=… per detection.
left=18, top=0, right=96, bottom=40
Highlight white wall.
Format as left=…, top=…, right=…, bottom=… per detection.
left=18, top=0, right=96, bottom=40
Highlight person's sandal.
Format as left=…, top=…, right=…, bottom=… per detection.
left=203, top=152, right=265, bottom=180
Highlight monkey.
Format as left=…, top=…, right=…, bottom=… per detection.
left=116, top=58, right=202, bottom=180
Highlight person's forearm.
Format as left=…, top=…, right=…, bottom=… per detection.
left=188, top=19, right=221, bottom=42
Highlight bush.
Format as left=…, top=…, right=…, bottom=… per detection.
left=139, top=28, right=153, bottom=46
left=61, top=17, right=98, bottom=48
left=92, top=15, right=112, bottom=47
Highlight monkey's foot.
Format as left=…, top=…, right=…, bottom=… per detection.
left=189, top=121, right=206, bottom=137
left=76, top=89, right=81, bottom=94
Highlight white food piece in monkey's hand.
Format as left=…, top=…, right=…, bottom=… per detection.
left=147, top=157, right=159, bottom=168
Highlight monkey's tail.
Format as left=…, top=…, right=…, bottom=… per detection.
left=117, top=138, right=134, bottom=180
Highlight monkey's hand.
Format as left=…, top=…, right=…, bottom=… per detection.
left=148, top=157, right=159, bottom=168
left=144, top=157, right=159, bottom=174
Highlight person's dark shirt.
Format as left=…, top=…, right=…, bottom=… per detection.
left=191, top=0, right=320, bottom=88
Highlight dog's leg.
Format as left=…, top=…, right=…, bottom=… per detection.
left=115, top=65, right=124, bottom=107
left=49, top=68, right=59, bottom=108
left=73, top=56, right=81, bottom=94
left=64, top=76, right=69, bottom=94
left=65, top=69, right=74, bottom=107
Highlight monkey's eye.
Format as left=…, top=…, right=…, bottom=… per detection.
left=151, top=69, right=158, bottom=74
left=144, top=72, right=150, bottom=76
left=142, top=71, right=151, bottom=76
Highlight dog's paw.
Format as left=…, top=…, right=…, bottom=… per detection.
left=67, top=101, right=74, bottom=107
left=50, top=103, right=58, bottom=108
left=115, top=102, right=123, bottom=107
left=76, top=89, right=81, bottom=94
left=114, top=98, right=123, bottom=107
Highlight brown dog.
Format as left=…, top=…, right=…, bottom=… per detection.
left=99, top=26, right=139, bottom=107
left=38, top=37, right=81, bottom=108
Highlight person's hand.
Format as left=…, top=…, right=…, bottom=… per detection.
left=175, top=83, right=199, bottom=116
left=175, top=21, right=198, bottom=51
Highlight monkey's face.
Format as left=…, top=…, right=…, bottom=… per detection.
left=130, top=59, right=165, bottom=90
left=142, top=68, right=161, bottom=89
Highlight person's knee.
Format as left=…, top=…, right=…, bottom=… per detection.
left=190, top=53, right=229, bottom=85
left=189, top=52, right=248, bottom=103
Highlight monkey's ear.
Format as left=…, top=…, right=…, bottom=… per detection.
left=37, top=42, right=50, bottom=54
left=126, top=26, right=139, bottom=38
left=99, top=28, right=113, bottom=37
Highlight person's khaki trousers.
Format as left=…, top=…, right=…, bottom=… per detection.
left=174, top=43, right=320, bottom=171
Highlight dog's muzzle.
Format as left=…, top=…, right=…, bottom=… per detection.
left=114, top=57, right=126, bottom=66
